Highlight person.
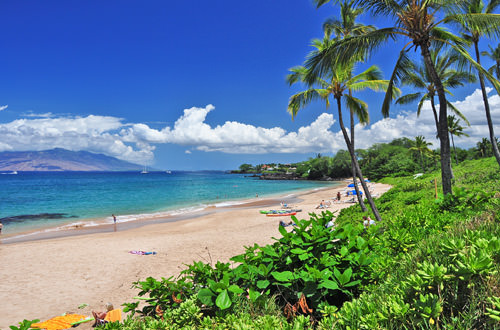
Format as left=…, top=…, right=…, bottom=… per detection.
left=279, top=220, right=296, bottom=227
left=337, top=191, right=341, bottom=202
left=92, top=303, right=114, bottom=326
left=112, top=214, right=117, bottom=224
left=363, top=216, right=376, bottom=227
left=326, top=219, right=335, bottom=228
left=316, top=200, right=325, bottom=209
left=0, top=221, right=2, bottom=234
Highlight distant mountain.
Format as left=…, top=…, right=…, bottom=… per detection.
left=0, top=148, right=143, bottom=171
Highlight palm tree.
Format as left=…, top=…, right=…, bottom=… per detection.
left=447, top=115, right=470, bottom=164
left=481, top=43, right=500, bottom=78
left=396, top=47, right=474, bottom=138
left=409, top=135, right=433, bottom=172
left=452, top=0, right=500, bottom=167
left=287, top=60, right=393, bottom=222
left=321, top=0, right=376, bottom=209
left=308, top=0, right=500, bottom=195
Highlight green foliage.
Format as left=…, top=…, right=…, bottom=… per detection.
left=9, top=319, right=39, bottom=330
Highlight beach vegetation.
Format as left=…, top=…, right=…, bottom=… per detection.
left=101, top=157, right=500, bottom=329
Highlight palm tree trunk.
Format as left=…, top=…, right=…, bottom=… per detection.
left=451, top=133, right=458, bottom=165
left=336, top=97, right=381, bottom=221
left=421, top=45, right=453, bottom=195
left=430, top=96, right=439, bottom=138
left=350, top=101, right=367, bottom=211
left=474, top=41, right=500, bottom=167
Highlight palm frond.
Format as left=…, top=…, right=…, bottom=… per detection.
left=304, top=28, right=398, bottom=84
left=381, top=48, right=412, bottom=117
left=447, top=100, right=470, bottom=126
left=287, top=89, right=329, bottom=119
left=350, top=80, right=391, bottom=93
left=345, top=94, right=369, bottom=124
left=396, top=92, right=423, bottom=105
left=447, top=13, right=500, bottom=39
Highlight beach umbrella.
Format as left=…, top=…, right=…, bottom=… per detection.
left=365, top=179, right=371, bottom=182
left=349, top=190, right=362, bottom=195
left=347, top=183, right=356, bottom=187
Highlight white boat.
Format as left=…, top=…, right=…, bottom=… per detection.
left=141, top=166, right=149, bottom=174
left=165, top=170, right=171, bottom=174
left=1, top=170, right=17, bottom=175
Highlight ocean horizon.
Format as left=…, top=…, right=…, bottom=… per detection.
left=0, top=171, right=337, bottom=238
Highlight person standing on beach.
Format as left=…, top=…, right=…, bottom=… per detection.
left=112, top=214, right=117, bottom=224
left=337, top=191, right=341, bottom=201
left=0, top=221, right=3, bottom=234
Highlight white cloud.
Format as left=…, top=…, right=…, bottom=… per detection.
left=185, top=150, right=192, bottom=154
left=0, top=89, right=498, bottom=165
left=0, top=105, right=8, bottom=111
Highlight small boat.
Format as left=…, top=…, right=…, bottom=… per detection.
left=165, top=170, right=172, bottom=174
left=141, top=166, right=149, bottom=174
left=1, top=170, right=17, bottom=175
left=266, top=212, right=297, bottom=217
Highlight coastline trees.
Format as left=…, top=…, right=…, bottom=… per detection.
left=410, top=135, right=433, bottom=172
left=307, top=0, right=500, bottom=196
left=287, top=58, right=393, bottom=221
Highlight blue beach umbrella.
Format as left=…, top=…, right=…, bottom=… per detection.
left=350, top=190, right=362, bottom=195
left=347, top=183, right=356, bottom=187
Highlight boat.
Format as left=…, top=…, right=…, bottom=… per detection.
left=165, top=170, right=172, bottom=174
left=141, top=166, right=149, bottom=174
left=266, top=212, right=297, bottom=217
left=1, top=170, right=17, bottom=175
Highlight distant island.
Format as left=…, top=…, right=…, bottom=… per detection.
left=0, top=148, right=143, bottom=172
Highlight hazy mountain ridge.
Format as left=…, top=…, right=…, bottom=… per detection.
left=0, top=148, right=143, bottom=171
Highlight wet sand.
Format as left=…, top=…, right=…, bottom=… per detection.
left=0, top=181, right=391, bottom=328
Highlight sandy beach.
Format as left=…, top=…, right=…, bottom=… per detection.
left=0, top=181, right=391, bottom=328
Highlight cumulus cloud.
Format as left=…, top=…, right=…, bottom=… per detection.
left=0, top=89, right=498, bottom=164
left=0, top=105, right=8, bottom=111
left=185, top=150, right=192, bottom=154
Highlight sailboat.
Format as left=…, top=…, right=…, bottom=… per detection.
left=141, top=166, right=149, bottom=174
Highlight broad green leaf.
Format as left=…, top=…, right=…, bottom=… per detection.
left=257, top=279, right=270, bottom=289
left=271, top=271, right=294, bottom=282
left=228, top=284, right=244, bottom=294
left=319, top=279, right=339, bottom=290
left=215, top=289, right=232, bottom=310
left=198, top=288, right=215, bottom=306
left=248, top=288, right=261, bottom=302
left=291, top=248, right=307, bottom=254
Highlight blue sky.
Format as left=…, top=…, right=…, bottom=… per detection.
left=1, top=1, right=499, bottom=170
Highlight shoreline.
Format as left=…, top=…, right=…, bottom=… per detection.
left=0, top=182, right=391, bottom=328
left=0, top=184, right=334, bottom=245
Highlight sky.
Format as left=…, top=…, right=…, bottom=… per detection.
left=1, top=1, right=499, bottom=170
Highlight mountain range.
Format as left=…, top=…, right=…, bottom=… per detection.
left=0, top=148, right=143, bottom=171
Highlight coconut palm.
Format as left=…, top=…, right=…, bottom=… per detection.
left=321, top=0, right=376, bottom=209
left=308, top=0, right=500, bottom=195
left=481, top=43, right=500, bottom=78
left=451, top=0, right=500, bottom=167
left=447, top=115, right=470, bottom=164
left=410, top=135, right=433, bottom=172
left=396, top=47, right=475, bottom=138
left=287, top=59, right=393, bottom=222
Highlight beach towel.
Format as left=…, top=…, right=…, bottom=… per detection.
left=129, top=250, right=157, bottom=255
left=104, top=309, right=122, bottom=322
left=31, top=314, right=87, bottom=330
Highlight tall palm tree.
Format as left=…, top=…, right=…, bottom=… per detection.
left=409, top=135, right=433, bottom=172
left=452, top=0, right=500, bottom=167
left=308, top=0, right=500, bottom=195
left=447, top=115, right=470, bottom=164
left=396, top=47, right=474, bottom=138
left=287, top=60, right=393, bottom=222
left=481, top=43, right=500, bottom=78
left=321, top=0, right=376, bottom=209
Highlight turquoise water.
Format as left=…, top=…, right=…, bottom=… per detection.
left=0, top=171, right=335, bottom=235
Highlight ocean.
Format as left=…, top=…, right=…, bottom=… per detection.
left=0, top=171, right=335, bottom=237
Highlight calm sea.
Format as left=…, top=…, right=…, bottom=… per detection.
left=0, top=171, right=335, bottom=236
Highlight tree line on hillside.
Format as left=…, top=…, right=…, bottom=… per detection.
left=235, top=136, right=499, bottom=181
